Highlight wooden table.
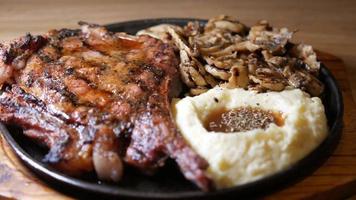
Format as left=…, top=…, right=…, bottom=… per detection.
left=1, top=0, right=356, bottom=199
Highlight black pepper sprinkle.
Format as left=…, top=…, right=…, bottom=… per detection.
left=65, top=68, right=74, bottom=75
left=207, top=107, right=280, bottom=133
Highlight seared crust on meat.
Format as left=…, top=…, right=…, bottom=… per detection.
left=0, top=23, right=213, bottom=190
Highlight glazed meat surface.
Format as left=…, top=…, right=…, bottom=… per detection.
left=0, top=23, right=212, bottom=190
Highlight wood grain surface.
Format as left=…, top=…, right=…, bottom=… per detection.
left=0, top=0, right=356, bottom=199
left=0, top=50, right=355, bottom=199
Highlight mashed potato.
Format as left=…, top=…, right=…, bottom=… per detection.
left=173, top=87, right=327, bottom=188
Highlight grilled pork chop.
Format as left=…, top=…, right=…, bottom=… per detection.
left=0, top=23, right=212, bottom=190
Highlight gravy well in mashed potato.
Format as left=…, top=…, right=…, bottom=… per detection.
left=204, top=107, right=284, bottom=133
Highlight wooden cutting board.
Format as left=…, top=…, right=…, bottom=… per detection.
left=0, top=51, right=355, bottom=200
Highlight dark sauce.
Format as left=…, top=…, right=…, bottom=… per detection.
left=204, top=107, right=284, bottom=133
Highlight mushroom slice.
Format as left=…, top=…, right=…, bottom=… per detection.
left=199, top=43, right=225, bottom=55
left=248, top=20, right=270, bottom=41
left=248, top=84, right=267, bottom=93
left=287, top=70, right=324, bottom=96
left=191, top=56, right=207, bottom=75
left=115, top=32, right=138, bottom=40
left=179, top=50, right=196, bottom=88
left=214, top=20, right=246, bottom=33
left=250, top=75, right=286, bottom=91
left=190, top=56, right=219, bottom=87
left=209, top=41, right=260, bottom=57
left=190, top=87, right=209, bottom=96
left=290, top=43, right=320, bottom=74
left=195, top=33, right=228, bottom=52
left=179, top=63, right=196, bottom=88
left=180, top=48, right=190, bottom=63
left=188, top=65, right=208, bottom=86
left=204, top=74, right=219, bottom=87
left=167, top=26, right=196, bottom=56
left=255, top=67, right=283, bottom=79
left=248, top=21, right=293, bottom=54
left=179, top=50, right=207, bottom=87
left=262, top=51, right=289, bottom=68
left=227, top=63, right=249, bottom=89
left=305, top=75, right=324, bottom=96
left=137, top=24, right=183, bottom=42
left=204, top=56, right=230, bottom=69
left=203, top=53, right=238, bottom=69
left=204, top=64, right=230, bottom=80
left=184, top=21, right=202, bottom=37
left=192, top=57, right=219, bottom=87
left=205, top=15, right=247, bottom=35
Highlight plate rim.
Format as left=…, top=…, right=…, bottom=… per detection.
left=0, top=18, right=344, bottom=199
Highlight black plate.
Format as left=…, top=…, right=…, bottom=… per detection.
left=0, top=18, right=344, bottom=199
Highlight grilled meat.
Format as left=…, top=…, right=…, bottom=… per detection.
left=0, top=23, right=212, bottom=190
